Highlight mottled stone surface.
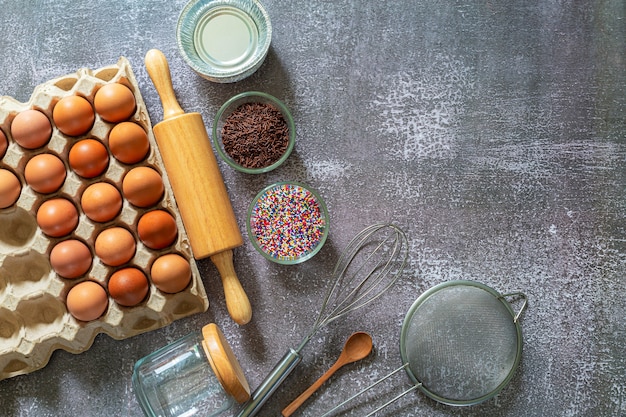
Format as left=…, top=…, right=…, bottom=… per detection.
left=0, top=1, right=624, bottom=416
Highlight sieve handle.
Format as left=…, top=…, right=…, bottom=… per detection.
left=320, top=363, right=414, bottom=417
left=237, top=349, right=302, bottom=417
left=363, top=384, right=421, bottom=417
left=501, top=292, right=528, bottom=323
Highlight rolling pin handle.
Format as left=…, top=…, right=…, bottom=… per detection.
left=144, top=49, right=185, bottom=121
left=210, top=250, right=252, bottom=325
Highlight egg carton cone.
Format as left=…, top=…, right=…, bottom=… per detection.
left=0, top=57, right=209, bottom=380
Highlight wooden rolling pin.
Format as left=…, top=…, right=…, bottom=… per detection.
left=144, top=49, right=251, bottom=325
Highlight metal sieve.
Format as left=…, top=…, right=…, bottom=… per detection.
left=321, top=280, right=527, bottom=416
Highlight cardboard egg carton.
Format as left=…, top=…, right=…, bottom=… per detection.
left=0, top=57, right=209, bottom=380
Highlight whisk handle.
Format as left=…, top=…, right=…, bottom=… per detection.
left=237, top=349, right=302, bottom=417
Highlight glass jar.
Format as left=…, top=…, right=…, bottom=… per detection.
left=133, top=323, right=250, bottom=417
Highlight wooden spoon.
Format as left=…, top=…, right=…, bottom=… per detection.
left=281, top=332, right=373, bottom=417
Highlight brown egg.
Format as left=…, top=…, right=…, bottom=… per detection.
left=94, top=83, right=136, bottom=123
left=95, top=226, right=136, bottom=266
left=150, top=253, right=191, bottom=293
left=24, top=153, right=67, bottom=193
left=10, top=109, right=52, bottom=149
left=108, top=267, right=149, bottom=307
left=81, top=182, right=122, bottom=223
left=69, top=138, right=109, bottom=178
left=137, top=210, right=178, bottom=249
left=122, top=166, right=164, bottom=207
left=66, top=281, right=108, bottom=321
left=36, top=198, right=78, bottom=237
left=0, top=168, right=22, bottom=208
left=108, top=122, right=150, bottom=164
left=0, top=128, right=7, bottom=158
left=53, top=95, right=95, bottom=136
left=50, top=239, right=92, bottom=279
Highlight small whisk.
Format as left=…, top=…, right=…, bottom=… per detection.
left=237, top=223, right=409, bottom=417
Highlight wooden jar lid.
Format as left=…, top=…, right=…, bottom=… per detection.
left=201, top=323, right=251, bottom=403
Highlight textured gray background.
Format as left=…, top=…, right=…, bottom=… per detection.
left=1, top=1, right=625, bottom=416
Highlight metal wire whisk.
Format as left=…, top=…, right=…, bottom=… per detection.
left=238, top=223, right=409, bottom=417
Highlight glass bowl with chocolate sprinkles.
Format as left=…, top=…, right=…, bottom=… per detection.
left=212, top=91, right=295, bottom=174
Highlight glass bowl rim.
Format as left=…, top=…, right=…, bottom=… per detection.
left=212, top=91, right=296, bottom=174
left=176, top=0, right=272, bottom=83
left=246, top=181, right=329, bottom=265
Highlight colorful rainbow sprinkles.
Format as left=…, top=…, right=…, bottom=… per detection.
left=250, top=183, right=326, bottom=261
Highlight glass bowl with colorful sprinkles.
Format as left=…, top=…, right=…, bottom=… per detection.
left=246, top=182, right=329, bottom=264
left=213, top=91, right=295, bottom=174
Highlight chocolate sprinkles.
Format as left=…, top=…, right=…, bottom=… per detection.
left=221, top=102, right=290, bottom=169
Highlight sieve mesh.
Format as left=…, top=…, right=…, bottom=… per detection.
left=400, top=281, right=521, bottom=405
